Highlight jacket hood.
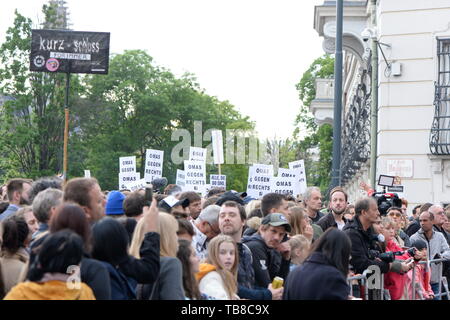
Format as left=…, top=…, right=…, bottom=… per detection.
left=241, top=233, right=265, bottom=245
left=5, top=281, right=89, bottom=300
left=195, top=263, right=217, bottom=282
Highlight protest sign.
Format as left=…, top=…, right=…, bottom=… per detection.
left=119, top=172, right=140, bottom=190
left=210, top=174, right=226, bottom=189
left=246, top=165, right=272, bottom=199
left=125, top=178, right=147, bottom=192
left=84, top=170, right=91, bottom=178
left=184, top=160, right=206, bottom=193
left=144, top=149, right=164, bottom=183
left=211, top=130, right=224, bottom=165
left=176, top=169, right=186, bottom=190
left=119, top=156, right=136, bottom=174
left=189, top=147, right=207, bottom=162
left=289, top=160, right=307, bottom=194
left=277, top=168, right=301, bottom=196
left=271, top=176, right=298, bottom=196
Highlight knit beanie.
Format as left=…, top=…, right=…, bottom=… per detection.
left=105, top=191, right=125, bottom=215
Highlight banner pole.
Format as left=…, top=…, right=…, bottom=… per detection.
left=218, top=163, right=221, bottom=176
left=63, top=72, right=70, bottom=184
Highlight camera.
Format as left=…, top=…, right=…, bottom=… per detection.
left=372, top=192, right=402, bottom=216
left=369, top=250, right=395, bottom=263
left=361, top=27, right=376, bottom=42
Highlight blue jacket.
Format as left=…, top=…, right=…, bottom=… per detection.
left=283, top=252, right=349, bottom=300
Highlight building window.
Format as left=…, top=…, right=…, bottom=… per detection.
left=430, top=38, right=450, bottom=155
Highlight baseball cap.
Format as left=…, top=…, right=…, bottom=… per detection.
left=261, top=213, right=291, bottom=232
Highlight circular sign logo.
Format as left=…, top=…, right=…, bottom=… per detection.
left=33, top=55, right=45, bottom=68
left=46, top=58, right=60, bottom=72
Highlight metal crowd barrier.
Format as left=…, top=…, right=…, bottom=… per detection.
left=348, top=258, right=450, bottom=300
left=411, top=258, right=449, bottom=300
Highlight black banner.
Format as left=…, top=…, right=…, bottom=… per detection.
left=30, top=29, right=110, bottom=74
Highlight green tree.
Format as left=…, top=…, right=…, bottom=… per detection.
left=294, top=54, right=334, bottom=195
left=0, top=5, right=80, bottom=182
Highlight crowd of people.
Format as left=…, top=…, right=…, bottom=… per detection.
left=0, top=176, right=449, bottom=300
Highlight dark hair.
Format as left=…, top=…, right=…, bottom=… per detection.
left=123, top=191, right=145, bottom=217
left=261, top=193, right=285, bottom=216
left=179, top=191, right=201, bottom=204
left=308, top=228, right=352, bottom=277
left=177, top=239, right=202, bottom=300
left=177, top=218, right=195, bottom=237
left=63, top=178, right=99, bottom=208
left=248, top=208, right=263, bottom=219
left=206, top=188, right=225, bottom=198
left=221, top=200, right=246, bottom=221
left=355, top=197, right=376, bottom=216
left=49, top=203, right=92, bottom=253
left=28, top=177, right=63, bottom=203
left=116, top=217, right=137, bottom=244
left=202, top=196, right=219, bottom=209
left=1, top=215, right=29, bottom=254
left=28, top=230, right=84, bottom=281
left=329, top=186, right=348, bottom=202
left=6, top=179, right=32, bottom=203
left=0, top=202, right=9, bottom=215
left=91, top=217, right=129, bottom=266
left=420, top=203, right=433, bottom=214
left=387, top=206, right=402, bottom=214
left=412, top=204, right=422, bottom=215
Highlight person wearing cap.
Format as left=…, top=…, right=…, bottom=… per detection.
left=158, top=196, right=189, bottom=214
left=242, top=213, right=291, bottom=289
left=191, top=205, right=221, bottom=261
left=105, top=191, right=126, bottom=218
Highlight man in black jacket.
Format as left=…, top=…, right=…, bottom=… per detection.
left=243, top=213, right=291, bottom=289
left=317, top=186, right=348, bottom=232
left=343, top=197, right=391, bottom=275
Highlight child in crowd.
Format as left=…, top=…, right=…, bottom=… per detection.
left=404, top=239, right=434, bottom=300
left=288, top=234, right=310, bottom=271
left=196, top=235, right=239, bottom=300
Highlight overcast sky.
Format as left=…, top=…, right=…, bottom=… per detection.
left=1, top=0, right=325, bottom=140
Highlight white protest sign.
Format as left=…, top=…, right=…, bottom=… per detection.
left=246, top=165, right=272, bottom=199
left=84, top=170, right=91, bottom=178
left=189, top=147, right=207, bottom=162
left=278, top=168, right=301, bottom=196
left=271, top=176, right=298, bottom=196
left=144, top=149, right=164, bottom=183
left=251, top=163, right=274, bottom=177
left=125, top=178, right=147, bottom=192
left=210, top=174, right=226, bottom=189
left=119, top=172, right=140, bottom=190
left=176, top=169, right=186, bottom=189
left=289, top=160, right=307, bottom=194
left=119, top=156, right=136, bottom=174
left=211, top=130, right=224, bottom=164
left=184, top=160, right=206, bottom=193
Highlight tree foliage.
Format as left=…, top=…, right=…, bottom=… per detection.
left=294, top=54, right=334, bottom=196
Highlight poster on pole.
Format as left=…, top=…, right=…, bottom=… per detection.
left=144, top=149, right=164, bottom=183
left=271, top=176, right=298, bottom=196
left=176, top=169, right=186, bottom=190
left=210, top=174, right=226, bottom=189
left=119, top=172, right=140, bottom=190
left=189, top=147, right=207, bottom=162
left=246, top=165, right=272, bottom=199
left=119, top=156, right=136, bottom=174
left=211, top=130, right=224, bottom=164
left=184, top=160, right=206, bottom=194
left=30, top=29, right=110, bottom=74
left=84, top=170, right=91, bottom=178
left=289, top=160, right=307, bottom=194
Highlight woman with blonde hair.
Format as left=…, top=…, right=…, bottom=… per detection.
left=132, top=212, right=184, bottom=300
left=196, top=235, right=239, bottom=300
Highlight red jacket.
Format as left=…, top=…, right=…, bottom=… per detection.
left=383, top=240, right=410, bottom=300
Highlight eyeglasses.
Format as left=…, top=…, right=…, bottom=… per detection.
left=388, top=212, right=402, bottom=217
